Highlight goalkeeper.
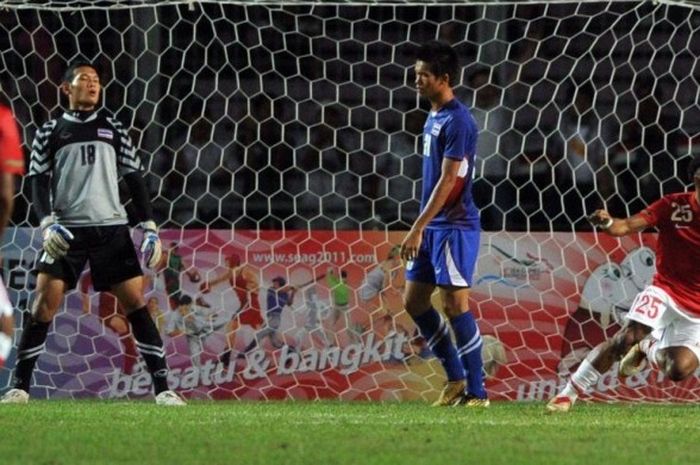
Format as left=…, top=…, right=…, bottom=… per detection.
left=0, top=62, right=184, bottom=406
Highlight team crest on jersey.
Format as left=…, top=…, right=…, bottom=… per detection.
left=97, top=128, right=113, bottom=140
left=430, top=122, right=442, bottom=136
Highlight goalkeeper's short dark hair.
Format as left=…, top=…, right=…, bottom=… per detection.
left=687, top=152, right=700, bottom=183
left=62, top=61, right=99, bottom=84
left=416, top=40, right=460, bottom=87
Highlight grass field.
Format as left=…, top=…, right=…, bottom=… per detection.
left=1, top=400, right=699, bottom=465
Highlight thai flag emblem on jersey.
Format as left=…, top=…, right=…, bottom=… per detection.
left=97, top=128, right=113, bottom=140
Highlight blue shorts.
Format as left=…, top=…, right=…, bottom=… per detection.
left=404, top=228, right=480, bottom=287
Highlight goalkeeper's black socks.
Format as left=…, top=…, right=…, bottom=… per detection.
left=13, top=315, right=51, bottom=392
left=127, top=307, right=169, bottom=394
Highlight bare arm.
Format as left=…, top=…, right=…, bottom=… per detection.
left=588, top=209, right=650, bottom=236
left=401, top=157, right=461, bottom=260
left=0, top=172, right=14, bottom=238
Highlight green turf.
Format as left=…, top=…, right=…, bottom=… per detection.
left=1, top=400, right=698, bottom=465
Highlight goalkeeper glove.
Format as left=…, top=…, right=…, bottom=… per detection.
left=40, top=216, right=74, bottom=260
left=139, top=220, right=162, bottom=269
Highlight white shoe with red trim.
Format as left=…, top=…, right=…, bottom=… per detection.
left=546, top=394, right=575, bottom=413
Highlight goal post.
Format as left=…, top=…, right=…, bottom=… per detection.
left=1, top=0, right=699, bottom=402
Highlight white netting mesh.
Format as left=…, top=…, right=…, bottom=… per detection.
left=1, top=0, right=699, bottom=402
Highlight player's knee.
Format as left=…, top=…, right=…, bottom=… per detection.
left=0, top=314, right=13, bottom=335
left=115, top=290, right=146, bottom=313
left=404, top=298, right=429, bottom=317
left=441, top=306, right=463, bottom=320
left=663, top=350, right=698, bottom=382
left=32, top=296, right=60, bottom=322
left=665, top=360, right=695, bottom=382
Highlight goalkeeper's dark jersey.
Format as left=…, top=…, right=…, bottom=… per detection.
left=28, top=110, right=142, bottom=227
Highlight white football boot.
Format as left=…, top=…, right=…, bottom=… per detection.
left=155, top=390, right=187, bottom=406
left=546, top=394, right=575, bottom=413
left=0, top=388, right=29, bottom=404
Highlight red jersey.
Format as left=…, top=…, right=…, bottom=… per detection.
left=232, top=274, right=249, bottom=308
left=230, top=272, right=263, bottom=328
left=640, top=191, right=700, bottom=317
left=0, top=105, right=24, bottom=175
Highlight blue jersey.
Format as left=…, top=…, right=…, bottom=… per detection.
left=420, top=99, right=480, bottom=230
left=266, top=288, right=291, bottom=315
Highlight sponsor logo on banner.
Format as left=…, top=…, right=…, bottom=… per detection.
left=476, top=243, right=553, bottom=287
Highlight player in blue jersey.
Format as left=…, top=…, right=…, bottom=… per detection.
left=400, top=41, right=488, bottom=407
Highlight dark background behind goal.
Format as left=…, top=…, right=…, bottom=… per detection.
left=1, top=1, right=697, bottom=232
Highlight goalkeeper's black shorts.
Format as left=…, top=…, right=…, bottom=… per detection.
left=36, top=224, right=143, bottom=291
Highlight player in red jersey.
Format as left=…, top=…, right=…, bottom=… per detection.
left=200, top=254, right=263, bottom=367
left=0, top=99, right=24, bottom=368
left=548, top=153, right=700, bottom=412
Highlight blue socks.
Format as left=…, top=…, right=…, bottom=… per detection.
left=412, top=308, right=464, bottom=382
left=451, top=312, right=487, bottom=399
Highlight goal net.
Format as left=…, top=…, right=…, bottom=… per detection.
left=1, top=0, right=699, bottom=403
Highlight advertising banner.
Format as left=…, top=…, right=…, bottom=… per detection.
left=2, top=228, right=696, bottom=403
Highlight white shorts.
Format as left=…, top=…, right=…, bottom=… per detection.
left=626, top=285, right=700, bottom=362
left=0, top=277, right=11, bottom=318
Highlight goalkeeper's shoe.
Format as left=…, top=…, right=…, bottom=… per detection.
left=0, top=388, right=29, bottom=404
left=155, top=390, right=187, bottom=406
left=619, top=342, right=647, bottom=377
left=431, top=380, right=466, bottom=407
left=457, top=393, right=490, bottom=408
left=546, top=394, right=574, bottom=413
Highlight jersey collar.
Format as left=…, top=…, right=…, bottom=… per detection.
left=429, top=98, right=457, bottom=116
left=63, top=110, right=98, bottom=123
